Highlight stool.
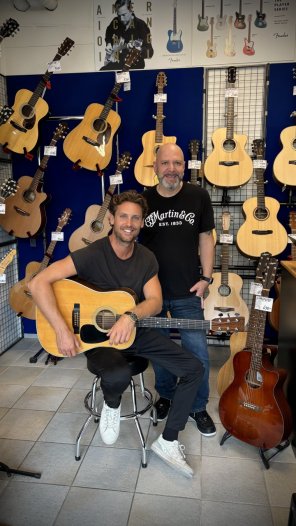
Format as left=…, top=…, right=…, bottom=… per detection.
left=75, top=354, right=157, bottom=467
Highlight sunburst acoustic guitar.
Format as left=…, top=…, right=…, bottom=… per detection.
left=204, top=67, right=253, bottom=188
left=134, top=71, right=176, bottom=187
left=236, top=138, right=288, bottom=258
left=0, top=38, right=74, bottom=155
left=68, top=152, right=131, bottom=252
left=9, top=209, right=72, bottom=320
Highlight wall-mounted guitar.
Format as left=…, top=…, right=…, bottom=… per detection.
left=0, top=38, right=74, bottom=156
left=219, top=256, right=293, bottom=452
left=254, top=0, right=267, bottom=28
left=204, top=67, right=253, bottom=188
left=134, top=72, right=176, bottom=187
left=0, top=248, right=16, bottom=277
left=0, top=18, right=19, bottom=44
left=273, top=110, right=296, bottom=187
left=224, top=16, right=236, bottom=57
left=9, top=208, right=72, bottom=320
left=0, top=123, right=68, bottom=238
left=234, top=0, right=246, bottom=29
left=243, top=15, right=255, bottom=56
left=236, top=139, right=288, bottom=257
left=68, top=152, right=131, bottom=252
left=167, top=0, right=183, bottom=53
left=197, top=0, right=209, bottom=31
left=216, top=0, right=227, bottom=30
left=206, top=18, right=217, bottom=58
left=203, top=211, right=249, bottom=326
left=63, top=49, right=140, bottom=173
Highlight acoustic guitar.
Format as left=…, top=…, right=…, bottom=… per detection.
left=0, top=123, right=68, bottom=238
left=0, top=38, right=74, bottom=155
left=204, top=67, right=253, bottom=188
left=206, top=18, right=217, bottom=59
left=63, top=49, right=140, bottom=172
left=0, top=18, right=19, bottom=44
left=236, top=138, right=288, bottom=257
left=167, top=0, right=183, bottom=53
left=204, top=211, right=249, bottom=325
left=68, top=152, right=131, bottom=252
left=0, top=248, right=16, bottom=276
left=243, top=15, right=255, bottom=56
left=273, top=101, right=296, bottom=187
left=134, top=72, right=176, bottom=187
left=36, top=278, right=245, bottom=357
left=219, top=257, right=293, bottom=450
left=8, top=209, right=72, bottom=320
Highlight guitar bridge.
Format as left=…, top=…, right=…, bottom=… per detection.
left=10, top=121, right=28, bottom=133
left=289, top=160, right=296, bottom=165
left=81, top=237, right=92, bottom=245
left=219, top=161, right=239, bottom=167
left=241, top=401, right=261, bottom=412
left=14, top=206, right=30, bottom=216
left=252, top=230, right=273, bottom=235
left=82, top=136, right=99, bottom=147
left=72, top=303, right=80, bottom=334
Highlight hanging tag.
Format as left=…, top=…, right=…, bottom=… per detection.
left=219, top=233, right=233, bottom=244
left=110, top=173, right=123, bottom=185
left=123, top=80, right=131, bottom=91
left=225, top=88, right=238, bottom=98
left=44, top=146, right=57, bottom=156
left=250, top=282, right=263, bottom=295
left=154, top=93, right=167, bottom=103
left=0, top=203, right=6, bottom=214
left=48, top=60, right=61, bottom=72
left=255, top=296, right=273, bottom=312
left=0, top=274, right=6, bottom=283
left=51, top=231, right=64, bottom=241
left=293, top=86, right=296, bottom=96
left=188, top=160, right=201, bottom=169
left=253, top=159, right=267, bottom=169
left=116, top=71, right=130, bottom=83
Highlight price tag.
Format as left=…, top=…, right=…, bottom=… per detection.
left=51, top=231, right=64, bottom=241
left=188, top=160, right=201, bottom=169
left=253, top=159, right=267, bottom=169
left=0, top=274, right=6, bottom=283
left=288, top=234, right=296, bottom=243
left=255, top=295, right=273, bottom=312
left=293, top=86, right=296, bottom=96
left=110, top=173, right=123, bottom=185
left=123, top=81, right=131, bottom=91
left=154, top=93, right=167, bottom=103
left=250, top=282, right=263, bottom=295
left=225, top=88, right=238, bottom=98
left=44, top=145, right=57, bottom=156
left=116, top=71, right=130, bottom=83
left=48, top=60, right=61, bottom=72
left=219, top=233, right=233, bottom=244
left=0, top=203, right=6, bottom=214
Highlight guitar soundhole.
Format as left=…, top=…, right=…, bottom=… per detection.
left=93, top=118, right=108, bottom=134
left=23, top=190, right=36, bottom=203
left=223, top=139, right=236, bottom=152
left=91, top=220, right=103, bottom=233
left=94, top=309, right=116, bottom=332
left=218, top=284, right=231, bottom=297
left=21, top=104, right=35, bottom=120
left=254, top=207, right=269, bottom=221
left=292, top=139, right=296, bottom=149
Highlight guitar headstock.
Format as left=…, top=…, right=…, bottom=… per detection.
left=222, top=211, right=231, bottom=233
left=255, top=252, right=272, bottom=282
left=57, top=208, right=72, bottom=229
left=261, top=257, right=278, bottom=296
left=248, top=14, right=252, bottom=23
left=189, top=139, right=200, bottom=158
left=0, top=105, right=14, bottom=125
left=52, top=122, right=69, bottom=141
left=211, top=316, right=245, bottom=333
left=0, top=248, right=16, bottom=275
left=227, top=66, right=237, bottom=85
left=252, top=138, right=264, bottom=158
left=0, top=178, right=18, bottom=199
left=0, top=18, right=19, bottom=40
left=55, top=37, right=75, bottom=60
left=123, top=48, right=141, bottom=70
left=156, top=72, right=167, bottom=90
left=117, top=152, right=132, bottom=172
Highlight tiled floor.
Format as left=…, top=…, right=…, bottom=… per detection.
left=0, top=338, right=295, bottom=526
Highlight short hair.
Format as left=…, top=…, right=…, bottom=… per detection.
left=115, top=0, right=132, bottom=10
left=109, top=190, right=148, bottom=218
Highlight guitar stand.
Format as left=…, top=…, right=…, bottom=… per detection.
left=220, top=430, right=290, bottom=469
left=0, top=461, right=41, bottom=479
left=29, top=347, right=63, bottom=365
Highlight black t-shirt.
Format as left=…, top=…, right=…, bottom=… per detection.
left=70, top=237, right=158, bottom=302
left=141, top=182, right=215, bottom=299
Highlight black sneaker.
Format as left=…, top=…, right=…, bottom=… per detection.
left=151, top=397, right=171, bottom=421
left=189, top=410, right=216, bottom=436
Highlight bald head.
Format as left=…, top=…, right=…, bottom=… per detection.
left=155, top=143, right=184, bottom=163
left=154, top=143, right=185, bottom=194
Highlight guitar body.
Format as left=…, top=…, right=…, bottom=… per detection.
left=206, top=42, right=217, bottom=58
left=0, top=176, right=47, bottom=238
left=197, top=16, right=209, bottom=31
left=204, top=128, right=253, bottom=187
left=167, top=30, right=183, bottom=53
left=254, top=12, right=267, bottom=28
left=9, top=261, right=41, bottom=320
left=243, top=39, right=255, bottom=56
left=216, top=15, right=227, bottom=30
left=273, top=126, right=296, bottom=186
left=217, top=331, right=247, bottom=396
left=219, top=350, right=292, bottom=449
left=236, top=196, right=288, bottom=257
left=234, top=14, right=246, bottom=29
left=0, top=89, right=48, bottom=154
left=204, top=272, right=249, bottom=325
left=68, top=204, right=111, bottom=252
left=63, top=103, right=121, bottom=171
left=134, top=131, right=176, bottom=187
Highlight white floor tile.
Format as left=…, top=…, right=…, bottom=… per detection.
left=129, top=494, right=201, bottom=526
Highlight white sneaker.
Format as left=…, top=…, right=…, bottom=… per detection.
left=99, top=402, right=121, bottom=445
left=151, top=435, right=193, bottom=478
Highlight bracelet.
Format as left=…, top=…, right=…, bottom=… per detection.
left=124, top=311, right=139, bottom=324
left=200, top=275, right=213, bottom=284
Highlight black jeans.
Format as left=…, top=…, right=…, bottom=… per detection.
left=86, top=328, right=204, bottom=433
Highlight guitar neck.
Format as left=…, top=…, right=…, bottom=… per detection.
left=138, top=318, right=212, bottom=330
left=255, top=167, right=266, bottom=210
left=95, top=184, right=116, bottom=222
left=220, top=243, right=230, bottom=284
left=155, top=98, right=164, bottom=143
left=226, top=91, right=235, bottom=139
left=28, top=70, right=52, bottom=108
left=100, top=82, right=122, bottom=121
left=173, top=6, right=177, bottom=33
left=29, top=136, right=59, bottom=192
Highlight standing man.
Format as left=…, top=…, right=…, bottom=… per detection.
left=28, top=190, right=204, bottom=478
left=100, top=0, right=153, bottom=71
left=141, top=143, right=216, bottom=437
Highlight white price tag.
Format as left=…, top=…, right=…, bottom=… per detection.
left=255, top=295, right=273, bottom=312
left=250, top=282, right=263, bottom=295
left=293, top=86, right=296, bottom=96
left=123, top=81, right=131, bottom=91
left=253, top=159, right=267, bottom=169
left=225, top=88, right=238, bottom=98
left=154, top=93, right=167, bottom=103
left=44, top=145, right=57, bottom=156
left=51, top=231, right=64, bottom=241
left=188, top=160, right=201, bottom=169
left=110, top=174, right=123, bottom=185
left=0, top=274, right=6, bottom=283
left=288, top=234, right=296, bottom=242
left=116, top=71, right=130, bottom=83
left=47, top=60, right=61, bottom=72
left=219, top=233, right=233, bottom=244
left=0, top=203, right=6, bottom=214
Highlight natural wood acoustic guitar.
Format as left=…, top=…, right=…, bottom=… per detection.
left=0, top=248, right=16, bottom=276
left=273, top=108, right=296, bottom=187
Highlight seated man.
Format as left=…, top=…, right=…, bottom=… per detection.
left=28, top=190, right=204, bottom=478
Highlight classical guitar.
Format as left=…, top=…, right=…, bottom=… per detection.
left=204, top=211, right=249, bottom=326
left=134, top=72, right=176, bottom=187
left=0, top=248, right=16, bottom=276
left=204, top=67, right=253, bottom=188
left=197, top=0, right=209, bottom=31
left=36, top=278, right=245, bottom=357
left=206, top=18, right=217, bottom=58
left=0, top=178, right=18, bottom=205
left=236, top=138, right=288, bottom=257
left=243, top=15, right=255, bottom=56
left=254, top=0, right=267, bottom=28
left=224, top=16, right=236, bottom=57
left=219, top=257, right=293, bottom=450
left=234, top=0, right=246, bottom=29
left=63, top=49, right=140, bottom=172
left=167, top=0, right=183, bottom=53
left=68, top=152, right=131, bottom=252
left=8, top=209, right=72, bottom=320
left=273, top=93, right=296, bottom=187
left=216, top=0, right=227, bottom=30
left=0, top=38, right=74, bottom=155
left=0, top=123, right=68, bottom=238
left=0, top=18, right=19, bottom=44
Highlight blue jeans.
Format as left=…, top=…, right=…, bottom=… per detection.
left=153, top=295, right=209, bottom=412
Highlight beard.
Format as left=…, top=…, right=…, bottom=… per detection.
left=158, top=173, right=183, bottom=191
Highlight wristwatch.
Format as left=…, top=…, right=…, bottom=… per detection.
left=124, top=311, right=139, bottom=324
left=200, top=275, right=213, bottom=284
